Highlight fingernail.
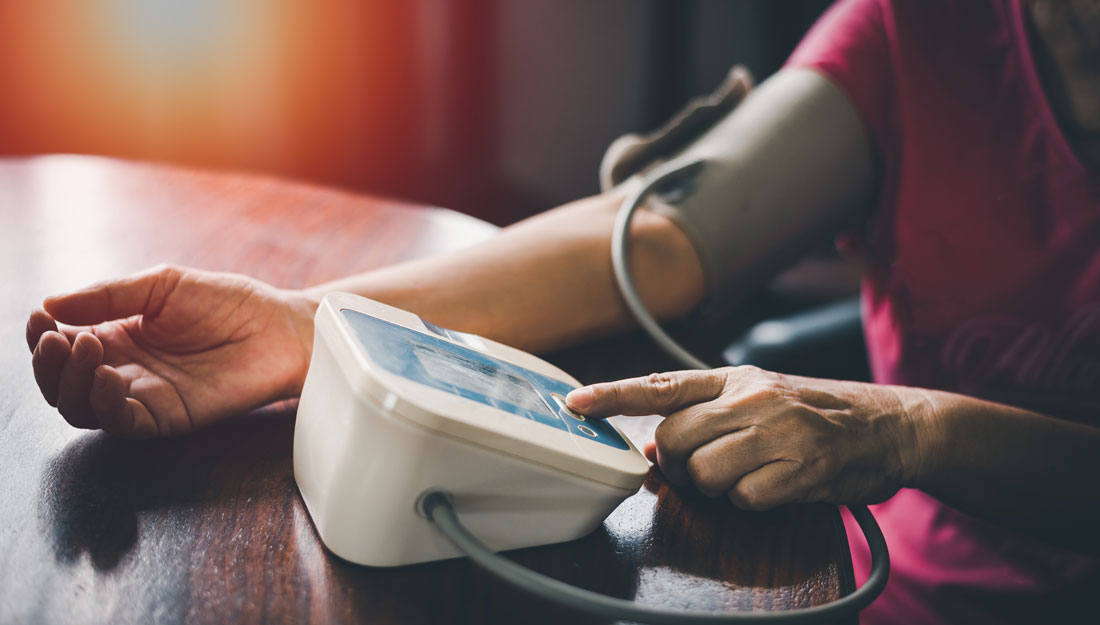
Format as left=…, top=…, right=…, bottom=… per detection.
left=566, top=387, right=594, bottom=410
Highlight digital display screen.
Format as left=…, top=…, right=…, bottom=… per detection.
left=340, top=308, right=630, bottom=450
left=411, top=343, right=548, bottom=417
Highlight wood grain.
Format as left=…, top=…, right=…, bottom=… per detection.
left=0, top=155, right=854, bottom=625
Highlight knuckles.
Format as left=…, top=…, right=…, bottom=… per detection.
left=646, top=364, right=869, bottom=509
left=715, top=366, right=789, bottom=408
left=725, top=365, right=773, bottom=386
left=643, top=372, right=684, bottom=409
left=652, top=419, right=679, bottom=456
left=645, top=365, right=850, bottom=509
left=685, top=454, right=728, bottom=497
left=728, top=480, right=772, bottom=511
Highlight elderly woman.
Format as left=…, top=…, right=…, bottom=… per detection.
left=26, top=0, right=1099, bottom=622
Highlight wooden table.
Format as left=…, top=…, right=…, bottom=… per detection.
left=0, top=156, right=854, bottom=624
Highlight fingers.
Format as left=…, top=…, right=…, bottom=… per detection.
left=42, top=264, right=181, bottom=326
left=588, top=365, right=797, bottom=497
left=90, top=364, right=130, bottom=434
left=656, top=422, right=802, bottom=507
left=32, top=331, right=71, bottom=406
left=727, top=461, right=801, bottom=511
left=566, top=369, right=727, bottom=418
left=29, top=311, right=94, bottom=410
left=30, top=295, right=168, bottom=438
left=55, top=332, right=105, bottom=429
left=682, top=428, right=772, bottom=496
left=119, top=399, right=160, bottom=438
left=26, top=309, right=58, bottom=352
left=91, top=366, right=160, bottom=438
left=650, top=394, right=771, bottom=485
left=663, top=418, right=802, bottom=510
left=576, top=365, right=868, bottom=510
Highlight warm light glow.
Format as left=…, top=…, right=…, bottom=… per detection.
left=109, top=0, right=234, bottom=67
left=0, top=1, right=413, bottom=187
left=29, top=155, right=129, bottom=291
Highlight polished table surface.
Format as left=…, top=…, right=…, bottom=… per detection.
left=0, top=156, right=854, bottom=624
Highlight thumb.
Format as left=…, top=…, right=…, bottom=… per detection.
left=566, top=370, right=726, bottom=418
left=43, top=264, right=182, bottom=325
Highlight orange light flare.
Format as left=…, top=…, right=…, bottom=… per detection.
left=0, top=1, right=416, bottom=188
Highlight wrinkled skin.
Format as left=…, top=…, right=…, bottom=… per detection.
left=27, top=264, right=314, bottom=438
left=567, top=366, right=924, bottom=511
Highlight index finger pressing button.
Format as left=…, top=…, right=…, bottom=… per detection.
left=551, top=392, right=585, bottom=421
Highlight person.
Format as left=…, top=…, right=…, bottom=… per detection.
left=24, top=0, right=1100, bottom=622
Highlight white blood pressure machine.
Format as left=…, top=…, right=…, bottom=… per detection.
left=294, top=293, right=649, bottom=567
left=294, top=67, right=889, bottom=623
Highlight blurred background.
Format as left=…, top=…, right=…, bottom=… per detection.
left=0, top=0, right=831, bottom=225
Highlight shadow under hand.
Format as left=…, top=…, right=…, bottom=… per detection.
left=38, top=402, right=299, bottom=572
left=642, top=469, right=853, bottom=604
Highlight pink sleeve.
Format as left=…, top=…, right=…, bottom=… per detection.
left=786, top=0, right=896, bottom=160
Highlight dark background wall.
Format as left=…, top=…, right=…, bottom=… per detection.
left=0, top=0, right=830, bottom=225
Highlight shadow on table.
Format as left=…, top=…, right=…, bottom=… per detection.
left=318, top=518, right=640, bottom=625
left=35, top=397, right=846, bottom=623
left=315, top=470, right=844, bottom=624
left=37, top=402, right=298, bottom=572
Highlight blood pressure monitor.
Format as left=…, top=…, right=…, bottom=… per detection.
left=294, top=292, right=649, bottom=567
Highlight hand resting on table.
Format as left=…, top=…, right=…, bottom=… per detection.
left=27, top=264, right=316, bottom=437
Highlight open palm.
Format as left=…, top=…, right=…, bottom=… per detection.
left=27, top=265, right=315, bottom=437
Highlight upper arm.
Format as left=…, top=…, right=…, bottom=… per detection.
left=648, top=0, right=893, bottom=312
left=655, top=68, right=876, bottom=313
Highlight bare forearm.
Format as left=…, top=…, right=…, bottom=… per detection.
left=300, top=193, right=705, bottom=354
left=909, top=389, right=1100, bottom=555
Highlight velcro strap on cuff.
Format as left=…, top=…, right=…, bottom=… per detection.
left=599, top=65, right=754, bottom=192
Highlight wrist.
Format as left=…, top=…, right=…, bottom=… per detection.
left=280, top=287, right=323, bottom=394
left=889, top=386, right=951, bottom=489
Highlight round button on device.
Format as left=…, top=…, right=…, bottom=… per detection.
left=549, top=392, right=585, bottom=421
left=577, top=424, right=598, bottom=438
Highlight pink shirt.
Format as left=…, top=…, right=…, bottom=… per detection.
left=788, top=0, right=1100, bottom=622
